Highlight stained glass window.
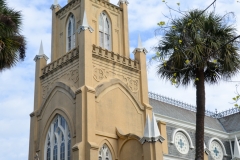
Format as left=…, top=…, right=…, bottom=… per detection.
left=45, top=115, right=71, bottom=160
left=99, top=12, right=111, bottom=50
left=67, top=14, right=75, bottom=52
left=98, top=144, right=112, bottom=160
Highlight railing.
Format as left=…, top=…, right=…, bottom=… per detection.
left=92, top=45, right=139, bottom=71
left=211, top=107, right=240, bottom=118
left=41, top=47, right=79, bottom=78
left=148, top=92, right=240, bottom=118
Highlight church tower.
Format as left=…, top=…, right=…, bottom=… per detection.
left=29, top=0, right=165, bottom=159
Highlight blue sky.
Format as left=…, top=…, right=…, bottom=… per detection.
left=0, top=0, right=240, bottom=159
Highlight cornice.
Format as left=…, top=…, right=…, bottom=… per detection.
left=90, top=0, right=122, bottom=13
left=40, top=47, right=79, bottom=79
left=92, top=45, right=140, bottom=73
left=154, top=113, right=230, bottom=139
left=56, top=0, right=81, bottom=18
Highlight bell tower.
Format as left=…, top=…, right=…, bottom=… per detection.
left=29, top=0, right=165, bottom=159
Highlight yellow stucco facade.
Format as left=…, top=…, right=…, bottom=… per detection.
left=29, top=0, right=210, bottom=160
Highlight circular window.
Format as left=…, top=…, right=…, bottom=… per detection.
left=174, top=132, right=190, bottom=154
left=210, top=140, right=223, bottom=160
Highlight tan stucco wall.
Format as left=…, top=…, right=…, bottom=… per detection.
left=119, top=139, right=143, bottom=160
left=29, top=0, right=165, bottom=159
left=96, top=85, right=144, bottom=136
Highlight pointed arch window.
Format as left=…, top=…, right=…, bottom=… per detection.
left=67, top=14, right=75, bottom=52
left=98, top=144, right=112, bottom=160
left=44, top=115, right=71, bottom=160
left=99, top=12, right=111, bottom=50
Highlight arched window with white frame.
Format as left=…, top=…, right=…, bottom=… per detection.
left=44, top=115, right=71, bottom=160
left=67, top=14, right=75, bottom=52
left=98, top=144, right=112, bottom=160
left=99, top=12, right=111, bottom=50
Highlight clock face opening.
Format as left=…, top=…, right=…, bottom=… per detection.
left=174, top=132, right=190, bottom=154
left=210, top=140, right=223, bottom=160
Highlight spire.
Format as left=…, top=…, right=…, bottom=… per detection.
left=140, top=113, right=164, bottom=144
left=118, top=0, right=129, bottom=6
left=151, top=112, right=160, bottom=138
left=50, top=0, right=61, bottom=10
left=204, top=142, right=210, bottom=155
left=138, top=34, right=143, bottom=48
left=132, top=34, right=148, bottom=54
left=82, top=10, right=89, bottom=28
left=38, top=41, right=44, bottom=55
left=77, top=10, right=94, bottom=33
left=233, top=136, right=240, bottom=160
left=34, top=41, right=49, bottom=62
left=54, top=0, right=58, bottom=5
left=143, top=115, right=151, bottom=139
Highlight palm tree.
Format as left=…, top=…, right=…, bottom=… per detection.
left=0, top=0, right=26, bottom=71
left=153, top=10, right=240, bottom=159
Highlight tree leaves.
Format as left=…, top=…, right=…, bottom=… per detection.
left=0, top=0, right=26, bottom=71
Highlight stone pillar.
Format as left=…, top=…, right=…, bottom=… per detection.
left=119, top=0, right=130, bottom=57
left=143, top=142, right=164, bottom=160
left=50, top=4, right=60, bottom=61
left=74, top=5, right=97, bottom=159
left=158, top=121, right=168, bottom=154
left=29, top=52, right=48, bottom=160
left=204, top=152, right=209, bottom=160
left=133, top=35, right=152, bottom=116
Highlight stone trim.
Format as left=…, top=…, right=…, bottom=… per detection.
left=41, top=47, right=79, bottom=79
left=30, top=112, right=35, bottom=117
left=116, top=128, right=141, bottom=140
left=90, top=0, right=122, bottom=13
left=95, top=79, right=144, bottom=111
left=170, top=128, right=194, bottom=149
left=92, top=45, right=139, bottom=72
left=37, top=82, right=76, bottom=117
left=208, top=137, right=228, bottom=156
left=56, top=0, right=81, bottom=18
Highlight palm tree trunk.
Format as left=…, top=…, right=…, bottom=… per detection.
left=195, top=68, right=205, bottom=160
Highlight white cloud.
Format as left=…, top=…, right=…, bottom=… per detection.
left=0, top=0, right=240, bottom=159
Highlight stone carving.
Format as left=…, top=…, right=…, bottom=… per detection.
left=42, top=68, right=79, bottom=99
left=93, top=66, right=139, bottom=92
left=93, top=68, right=104, bottom=82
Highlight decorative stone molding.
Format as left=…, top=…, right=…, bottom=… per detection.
left=140, top=114, right=165, bottom=144
left=34, top=54, right=49, bottom=62
left=41, top=46, right=79, bottom=79
left=95, top=78, right=144, bottom=111
left=93, top=66, right=139, bottom=93
left=42, top=68, right=79, bottom=99
left=56, top=0, right=81, bottom=18
left=77, top=11, right=94, bottom=33
left=78, top=25, right=94, bottom=33
left=50, top=4, right=61, bottom=10
left=75, top=88, right=82, bottom=95
left=90, top=0, right=122, bottom=13
left=37, top=82, right=76, bottom=117
left=116, top=128, right=141, bottom=140
left=118, top=0, right=129, bottom=6
left=30, top=112, right=35, bottom=117
left=92, top=45, right=139, bottom=72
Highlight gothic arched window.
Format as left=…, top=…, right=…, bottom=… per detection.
left=99, top=12, right=111, bottom=50
left=98, top=144, right=112, bottom=160
left=67, top=14, right=75, bottom=52
left=44, top=115, right=71, bottom=160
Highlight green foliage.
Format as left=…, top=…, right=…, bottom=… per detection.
left=0, top=0, right=26, bottom=71
left=152, top=9, right=240, bottom=86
